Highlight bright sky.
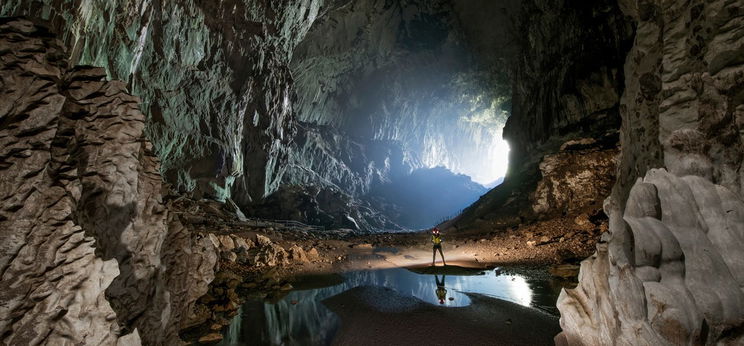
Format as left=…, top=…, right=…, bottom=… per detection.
left=419, top=100, right=511, bottom=187
left=422, top=131, right=510, bottom=187
left=474, top=136, right=510, bottom=185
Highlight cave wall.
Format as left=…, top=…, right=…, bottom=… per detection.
left=256, top=0, right=513, bottom=231
left=0, top=19, right=219, bottom=345
left=503, top=0, right=632, bottom=173
left=1, top=0, right=507, bottom=232
left=447, top=0, right=633, bottom=230
left=557, top=0, right=744, bottom=344
left=1, top=0, right=324, bottom=206
left=289, top=0, right=510, bottom=189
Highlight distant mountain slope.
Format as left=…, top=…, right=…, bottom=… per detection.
left=367, top=167, right=487, bottom=229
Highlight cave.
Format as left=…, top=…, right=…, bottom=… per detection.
left=1, top=0, right=744, bottom=345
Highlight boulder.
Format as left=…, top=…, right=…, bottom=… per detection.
left=256, top=234, right=273, bottom=247
left=208, top=233, right=221, bottom=249
left=218, top=235, right=236, bottom=252
left=244, top=239, right=290, bottom=267
left=232, top=236, right=252, bottom=251
left=221, top=251, right=238, bottom=263
left=307, top=247, right=321, bottom=261
left=288, top=245, right=310, bottom=263
left=573, top=214, right=591, bottom=227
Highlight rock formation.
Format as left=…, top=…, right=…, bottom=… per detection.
left=283, top=122, right=421, bottom=198
left=280, top=0, right=518, bottom=230
left=557, top=0, right=744, bottom=344
left=1, top=0, right=323, bottom=205
left=0, top=19, right=218, bottom=345
left=1, top=0, right=505, bottom=232
left=532, top=136, right=620, bottom=217
left=447, top=0, right=632, bottom=231
left=3, top=0, right=744, bottom=345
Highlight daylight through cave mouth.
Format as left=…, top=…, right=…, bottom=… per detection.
left=274, top=0, right=515, bottom=230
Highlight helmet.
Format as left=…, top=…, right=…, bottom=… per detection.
left=432, top=227, right=440, bottom=233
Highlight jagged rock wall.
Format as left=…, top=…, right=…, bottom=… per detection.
left=2, top=0, right=493, bottom=226
left=557, top=0, right=744, bottom=344
left=503, top=0, right=631, bottom=173
left=447, top=0, right=632, bottom=231
left=1, top=0, right=324, bottom=206
left=0, top=19, right=217, bottom=345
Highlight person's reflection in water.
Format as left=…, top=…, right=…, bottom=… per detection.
left=435, top=275, right=447, bottom=305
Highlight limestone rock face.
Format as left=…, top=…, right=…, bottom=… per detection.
left=1, top=0, right=324, bottom=204
left=448, top=0, right=632, bottom=231
left=0, top=19, right=140, bottom=345
left=532, top=138, right=619, bottom=216
left=503, top=0, right=631, bottom=174
left=557, top=0, right=744, bottom=344
left=0, top=19, right=218, bottom=345
left=2, top=0, right=489, bottom=231
left=559, top=170, right=744, bottom=345
left=284, top=0, right=525, bottom=230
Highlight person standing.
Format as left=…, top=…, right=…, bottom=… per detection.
left=431, top=227, right=446, bottom=266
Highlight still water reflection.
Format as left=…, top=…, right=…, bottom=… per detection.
left=219, top=267, right=560, bottom=346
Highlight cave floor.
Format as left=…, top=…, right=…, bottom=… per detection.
left=178, top=196, right=603, bottom=277
left=273, top=214, right=602, bottom=277
left=177, top=198, right=604, bottom=344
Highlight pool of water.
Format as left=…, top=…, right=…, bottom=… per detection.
left=219, top=267, right=561, bottom=346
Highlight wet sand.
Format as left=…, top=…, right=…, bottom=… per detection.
left=323, top=285, right=561, bottom=346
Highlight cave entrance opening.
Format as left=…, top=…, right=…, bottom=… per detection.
left=285, top=0, right=515, bottom=232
